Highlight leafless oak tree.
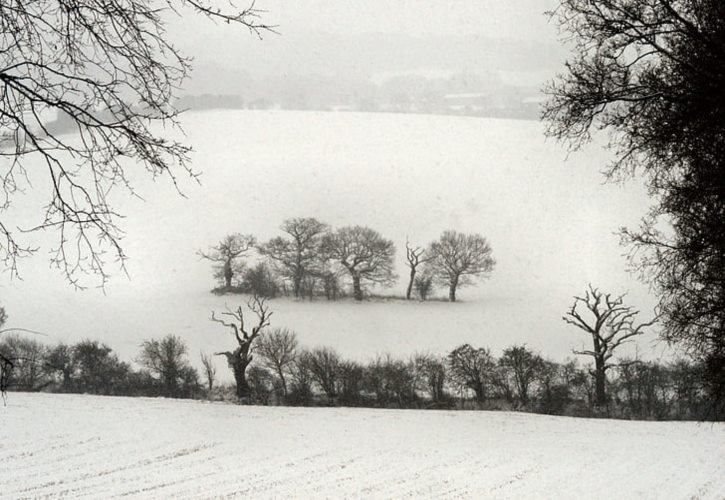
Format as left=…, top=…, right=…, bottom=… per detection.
left=137, top=334, right=192, bottom=397
left=0, top=1, right=272, bottom=287
left=258, top=218, right=328, bottom=298
left=211, top=295, right=272, bottom=400
left=199, top=234, right=256, bottom=289
left=447, top=344, right=495, bottom=402
left=498, top=345, right=544, bottom=406
left=322, top=226, right=396, bottom=301
left=563, top=285, right=657, bottom=407
left=428, top=230, right=495, bottom=302
left=255, top=327, right=298, bottom=397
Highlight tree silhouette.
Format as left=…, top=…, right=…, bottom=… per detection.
left=322, top=226, right=396, bottom=301
left=0, top=1, right=272, bottom=287
left=211, top=296, right=272, bottom=400
left=428, top=230, right=495, bottom=302
left=563, top=285, right=656, bottom=407
left=544, top=0, right=725, bottom=412
left=199, top=234, right=256, bottom=289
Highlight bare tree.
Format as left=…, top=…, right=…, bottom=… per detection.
left=200, top=351, right=216, bottom=396
left=0, top=334, right=49, bottom=391
left=138, top=334, right=195, bottom=397
left=255, top=328, right=298, bottom=397
left=365, top=354, right=417, bottom=407
left=211, top=296, right=272, bottom=400
left=258, top=218, right=329, bottom=298
left=322, top=226, right=396, bottom=301
left=45, top=343, right=76, bottom=392
left=404, top=239, right=432, bottom=300
left=0, top=2, right=272, bottom=287
left=428, top=230, right=495, bottom=302
left=199, top=234, right=256, bottom=289
left=303, top=347, right=341, bottom=404
left=447, top=344, right=495, bottom=402
left=412, top=353, right=449, bottom=403
left=563, top=285, right=657, bottom=407
left=499, top=345, right=544, bottom=406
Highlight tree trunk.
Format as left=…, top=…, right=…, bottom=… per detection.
left=352, top=274, right=363, bottom=301
left=449, top=276, right=459, bottom=302
left=232, top=358, right=251, bottom=400
left=473, top=380, right=485, bottom=402
left=224, top=260, right=233, bottom=288
left=293, top=273, right=302, bottom=298
left=277, top=367, right=288, bottom=397
left=594, top=356, right=607, bottom=407
left=406, top=268, right=416, bottom=300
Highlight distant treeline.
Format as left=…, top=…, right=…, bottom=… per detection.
left=1, top=332, right=718, bottom=421
left=175, top=71, right=542, bottom=121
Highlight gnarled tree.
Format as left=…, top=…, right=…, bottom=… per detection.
left=404, top=239, right=432, bottom=300
left=322, top=226, right=396, bottom=301
left=0, top=1, right=271, bottom=287
left=563, top=285, right=657, bottom=407
left=211, top=296, right=272, bottom=400
left=428, top=230, right=495, bottom=302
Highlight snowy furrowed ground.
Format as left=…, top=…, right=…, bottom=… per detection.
left=1, top=393, right=723, bottom=499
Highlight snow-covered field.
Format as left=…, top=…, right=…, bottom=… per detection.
left=1, top=110, right=663, bottom=374
left=1, top=392, right=723, bottom=499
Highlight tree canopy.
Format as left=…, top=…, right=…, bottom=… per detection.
left=543, top=0, right=725, bottom=409
left=0, top=1, right=272, bottom=287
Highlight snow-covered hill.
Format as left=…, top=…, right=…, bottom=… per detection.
left=0, top=110, right=662, bottom=373
left=1, top=392, right=723, bottom=498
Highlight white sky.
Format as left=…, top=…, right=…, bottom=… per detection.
left=259, top=0, right=559, bottom=39
left=168, top=0, right=564, bottom=72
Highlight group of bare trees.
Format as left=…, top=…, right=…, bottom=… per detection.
left=200, top=218, right=495, bottom=302
left=0, top=289, right=708, bottom=420
left=0, top=333, right=202, bottom=399
left=207, top=311, right=709, bottom=418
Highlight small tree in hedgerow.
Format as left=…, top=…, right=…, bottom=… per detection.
left=322, top=226, right=396, bottom=301
left=448, top=344, right=496, bottom=402
left=428, top=230, right=495, bottom=302
left=211, top=296, right=272, bottom=401
left=563, top=285, right=657, bottom=408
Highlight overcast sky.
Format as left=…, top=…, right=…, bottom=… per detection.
left=168, top=0, right=566, bottom=90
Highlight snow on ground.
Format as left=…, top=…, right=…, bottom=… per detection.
left=1, top=393, right=723, bottom=499
left=0, top=111, right=666, bottom=380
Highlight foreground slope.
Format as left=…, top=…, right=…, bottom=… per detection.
left=1, top=393, right=723, bottom=498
